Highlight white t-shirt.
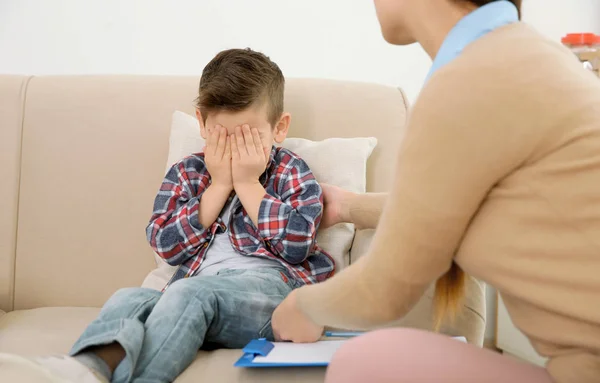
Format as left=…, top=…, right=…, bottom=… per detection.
left=197, top=196, right=282, bottom=276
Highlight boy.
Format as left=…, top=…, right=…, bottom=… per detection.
left=6, top=48, right=334, bottom=383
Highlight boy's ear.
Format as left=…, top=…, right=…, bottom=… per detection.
left=196, top=109, right=208, bottom=139
left=273, top=112, right=291, bottom=144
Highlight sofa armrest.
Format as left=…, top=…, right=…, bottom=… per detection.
left=438, top=277, right=486, bottom=346
left=0, top=75, right=31, bottom=313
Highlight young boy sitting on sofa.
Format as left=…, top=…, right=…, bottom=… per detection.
left=14, top=48, right=335, bottom=383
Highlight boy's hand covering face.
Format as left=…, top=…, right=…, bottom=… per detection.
left=203, top=125, right=233, bottom=190
left=230, top=124, right=269, bottom=185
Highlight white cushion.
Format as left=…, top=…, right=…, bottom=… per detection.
left=142, top=111, right=376, bottom=290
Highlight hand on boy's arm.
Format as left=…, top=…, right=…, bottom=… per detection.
left=231, top=124, right=269, bottom=225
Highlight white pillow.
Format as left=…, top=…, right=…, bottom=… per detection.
left=165, top=110, right=206, bottom=171
left=142, top=111, right=377, bottom=290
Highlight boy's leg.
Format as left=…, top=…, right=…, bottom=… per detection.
left=129, top=268, right=295, bottom=382
left=69, top=287, right=161, bottom=382
left=203, top=269, right=296, bottom=347
left=325, top=328, right=553, bottom=383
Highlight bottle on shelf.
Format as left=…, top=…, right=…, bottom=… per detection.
left=562, top=33, right=600, bottom=77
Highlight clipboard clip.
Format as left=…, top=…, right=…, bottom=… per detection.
left=242, top=338, right=274, bottom=356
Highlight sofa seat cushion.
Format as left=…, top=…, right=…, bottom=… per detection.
left=0, top=307, right=326, bottom=383
left=0, top=307, right=99, bottom=356
left=177, top=349, right=326, bottom=383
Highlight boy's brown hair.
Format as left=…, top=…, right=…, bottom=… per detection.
left=196, top=48, right=285, bottom=127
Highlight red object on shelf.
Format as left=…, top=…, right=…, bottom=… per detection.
left=561, top=33, right=600, bottom=46
left=562, top=33, right=599, bottom=78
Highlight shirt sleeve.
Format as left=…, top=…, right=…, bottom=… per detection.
left=146, top=157, right=212, bottom=266
left=295, top=61, right=542, bottom=330
left=258, top=157, right=323, bottom=265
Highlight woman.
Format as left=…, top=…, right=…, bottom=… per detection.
left=272, top=1, right=600, bottom=382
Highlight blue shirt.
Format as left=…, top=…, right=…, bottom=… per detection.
left=426, top=1, right=519, bottom=81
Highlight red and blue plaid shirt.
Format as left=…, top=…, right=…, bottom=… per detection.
left=146, top=146, right=336, bottom=288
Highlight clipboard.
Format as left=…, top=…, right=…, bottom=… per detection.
left=234, top=336, right=468, bottom=368
left=234, top=338, right=345, bottom=368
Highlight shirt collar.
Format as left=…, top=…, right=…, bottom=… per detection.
left=268, top=145, right=277, bottom=165
left=259, top=145, right=278, bottom=184
left=426, top=1, right=519, bottom=81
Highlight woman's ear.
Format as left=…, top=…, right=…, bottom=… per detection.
left=196, top=109, right=208, bottom=139
left=273, top=113, right=291, bottom=144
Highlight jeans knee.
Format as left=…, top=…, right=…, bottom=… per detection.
left=162, top=278, right=215, bottom=306
left=106, top=287, right=159, bottom=307
left=97, top=287, right=160, bottom=322
left=165, top=278, right=198, bottom=295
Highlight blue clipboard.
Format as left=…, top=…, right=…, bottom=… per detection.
left=234, top=335, right=467, bottom=368
left=234, top=338, right=331, bottom=368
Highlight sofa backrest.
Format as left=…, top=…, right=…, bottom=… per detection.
left=1, top=76, right=408, bottom=310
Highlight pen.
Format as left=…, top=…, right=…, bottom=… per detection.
left=324, top=331, right=365, bottom=338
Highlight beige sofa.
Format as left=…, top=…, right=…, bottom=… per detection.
left=0, top=75, right=485, bottom=382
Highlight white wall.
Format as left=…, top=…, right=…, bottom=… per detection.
left=1, top=0, right=599, bottom=343
left=0, top=0, right=432, bottom=100
left=523, top=0, right=600, bottom=41
left=1, top=0, right=598, bottom=102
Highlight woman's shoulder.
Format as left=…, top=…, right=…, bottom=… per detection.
left=426, top=23, right=594, bottom=100
left=416, top=23, right=600, bottom=135
left=408, top=24, right=600, bottom=174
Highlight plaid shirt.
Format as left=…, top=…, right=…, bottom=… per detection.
left=146, top=146, right=336, bottom=288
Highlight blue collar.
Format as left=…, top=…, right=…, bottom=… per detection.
left=426, top=1, right=519, bottom=81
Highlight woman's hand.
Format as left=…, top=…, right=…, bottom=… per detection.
left=272, top=289, right=324, bottom=343
left=320, top=183, right=353, bottom=229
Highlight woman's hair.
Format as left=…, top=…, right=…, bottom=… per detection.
left=433, top=263, right=466, bottom=330
left=466, top=0, right=522, bottom=19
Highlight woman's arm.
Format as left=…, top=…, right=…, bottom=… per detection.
left=320, top=183, right=387, bottom=230
left=348, top=192, right=388, bottom=230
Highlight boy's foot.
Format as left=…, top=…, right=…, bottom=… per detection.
left=0, top=353, right=108, bottom=383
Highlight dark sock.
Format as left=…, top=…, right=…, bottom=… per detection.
left=73, top=351, right=113, bottom=381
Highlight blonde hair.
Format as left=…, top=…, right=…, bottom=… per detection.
left=433, top=262, right=466, bottom=330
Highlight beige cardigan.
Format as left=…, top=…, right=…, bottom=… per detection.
left=297, top=23, right=600, bottom=383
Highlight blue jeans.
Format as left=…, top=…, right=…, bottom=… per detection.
left=70, top=268, right=298, bottom=383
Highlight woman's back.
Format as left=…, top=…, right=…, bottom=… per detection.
left=439, top=23, right=600, bottom=382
